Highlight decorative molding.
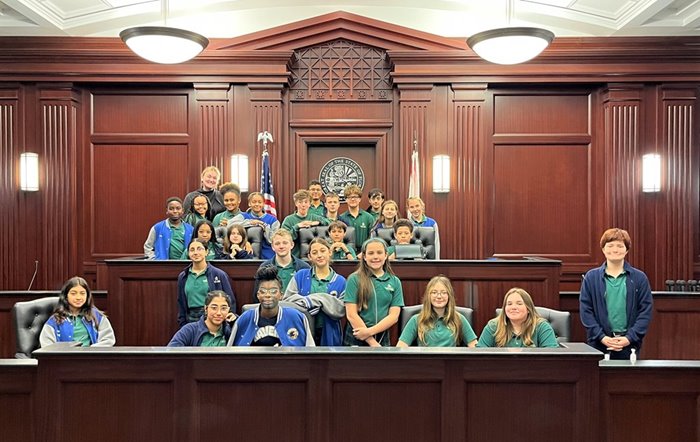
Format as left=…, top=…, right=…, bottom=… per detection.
left=290, top=40, right=392, bottom=102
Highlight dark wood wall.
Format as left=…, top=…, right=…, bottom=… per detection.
left=0, top=12, right=698, bottom=291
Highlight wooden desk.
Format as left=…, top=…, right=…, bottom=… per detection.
left=34, top=343, right=598, bottom=442
left=97, top=258, right=562, bottom=346
left=600, top=360, right=700, bottom=442
left=0, top=359, right=37, bottom=442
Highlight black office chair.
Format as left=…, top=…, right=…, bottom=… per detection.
left=241, top=301, right=315, bottom=331
left=12, top=297, right=59, bottom=358
left=399, top=305, right=474, bottom=346
left=375, top=227, right=435, bottom=259
left=215, top=225, right=264, bottom=258
left=298, top=225, right=356, bottom=259
left=495, top=306, right=571, bottom=343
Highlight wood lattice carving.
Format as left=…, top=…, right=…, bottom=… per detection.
left=290, top=40, right=392, bottom=101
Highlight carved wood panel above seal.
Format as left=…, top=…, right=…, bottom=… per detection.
left=290, top=39, right=392, bottom=101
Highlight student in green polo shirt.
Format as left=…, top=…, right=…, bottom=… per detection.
left=213, top=183, right=243, bottom=228
left=339, top=185, right=376, bottom=255
left=183, top=193, right=211, bottom=227
left=397, top=275, right=477, bottom=347
left=327, top=221, right=356, bottom=260
left=477, top=288, right=558, bottom=348
left=281, top=189, right=329, bottom=258
left=344, top=238, right=404, bottom=346
left=308, top=179, right=326, bottom=217
left=168, top=291, right=234, bottom=347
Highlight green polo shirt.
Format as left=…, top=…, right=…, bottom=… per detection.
left=477, top=319, right=558, bottom=348
left=339, top=210, right=375, bottom=252
left=308, top=203, right=326, bottom=217
left=213, top=209, right=242, bottom=228
left=200, top=327, right=226, bottom=347
left=344, top=272, right=404, bottom=328
left=69, top=315, right=91, bottom=346
left=185, top=268, right=209, bottom=309
left=280, top=212, right=329, bottom=257
left=331, top=246, right=356, bottom=260
left=184, top=212, right=207, bottom=227
left=275, top=260, right=296, bottom=292
left=605, top=272, right=628, bottom=333
left=399, top=314, right=477, bottom=347
left=169, top=222, right=186, bottom=260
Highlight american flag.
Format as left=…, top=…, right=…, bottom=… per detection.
left=260, top=150, right=277, bottom=216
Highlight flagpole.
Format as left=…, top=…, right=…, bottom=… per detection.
left=258, top=131, right=277, bottom=217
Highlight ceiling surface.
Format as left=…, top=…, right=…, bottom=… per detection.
left=0, top=0, right=698, bottom=39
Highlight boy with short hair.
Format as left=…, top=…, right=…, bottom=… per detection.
left=327, top=221, right=356, bottom=260
left=259, top=229, right=310, bottom=292
left=144, top=197, right=194, bottom=260
left=366, top=187, right=385, bottom=220
left=281, top=189, right=329, bottom=258
left=324, top=192, right=341, bottom=221
left=387, top=218, right=414, bottom=260
left=339, top=184, right=375, bottom=253
left=308, top=179, right=326, bottom=217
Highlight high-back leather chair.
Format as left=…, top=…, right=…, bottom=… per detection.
left=241, top=301, right=315, bottom=331
left=398, top=304, right=474, bottom=346
left=375, top=227, right=436, bottom=259
left=495, top=306, right=571, bottom=343
left=298, top=226, right=355, bottom=259
left=12, top=297, right=59, bottom=358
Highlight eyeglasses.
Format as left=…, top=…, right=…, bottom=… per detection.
left=194, top=202, right=208, bottom=207
left=429, top=290, right=449, bottom=298
left=257, top=288, right=280, bottom=296
left=207, top=305, right=230, bottom=313
left=346, top=195, right=360, bottom=200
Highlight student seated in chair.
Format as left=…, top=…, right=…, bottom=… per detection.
left=228, top=266, right=315, bottom=347
left=328, top=221, right=356, bottom=260
left=168, top=291, right=234, bottom=347
left=477, top=288, right=558, bottom=348
left=397, top=276, right=476, bottom=347
left=40, top=276, right=115, bottom=347
left=387, top=218, right=418, bottom=260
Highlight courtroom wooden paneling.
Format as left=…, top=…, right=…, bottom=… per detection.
left=33, top=345, right=601, bottom=442
left=98, top=259, right=561, bottom=347
left=600, top=362, right=700, bottom=442
left=0, top=360, right=37, bottom=442
left=0, top=13, right=698, bottom=301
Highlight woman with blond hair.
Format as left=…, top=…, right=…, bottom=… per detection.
left=397, top=275, right=476, bottom=347
left=477, top=288, right=558, bottom=348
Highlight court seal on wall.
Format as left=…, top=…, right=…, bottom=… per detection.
left=319, top=157, right=365, bottom=201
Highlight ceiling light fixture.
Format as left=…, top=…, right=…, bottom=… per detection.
left=120, top=0, right=208, bottom=64
left=467, top=0, right=554, bottom=65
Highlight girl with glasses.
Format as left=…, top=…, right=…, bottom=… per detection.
left=168, top=291, right=235, bottom=346
left=397, top=275, right=476, bottom=347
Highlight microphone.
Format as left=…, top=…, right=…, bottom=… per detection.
left=27, top=260, right=39, bottom=291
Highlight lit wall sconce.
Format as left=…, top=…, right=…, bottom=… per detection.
left=20, top=152, right=39, bottom=191
left=230, top=154, right=249, bottom=192
left=432, top=155, right=450, bottom=193
left=642, top=153, right=661, bottom=193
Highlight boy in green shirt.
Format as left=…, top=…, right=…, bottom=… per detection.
left=281, top=189, right=329, bottom=258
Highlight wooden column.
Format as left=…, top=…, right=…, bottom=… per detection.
left=38, top=84, right=81, bottom=288
left=194, top=83, right=232, bottom=183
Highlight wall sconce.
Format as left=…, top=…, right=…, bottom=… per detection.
left=642, top=153, right=661, bottom=193
left=432, top=155, right=450, bottom=193
left=20, top=152, right=39, bottom=191
left=230, top=154, right=249, bottom=192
